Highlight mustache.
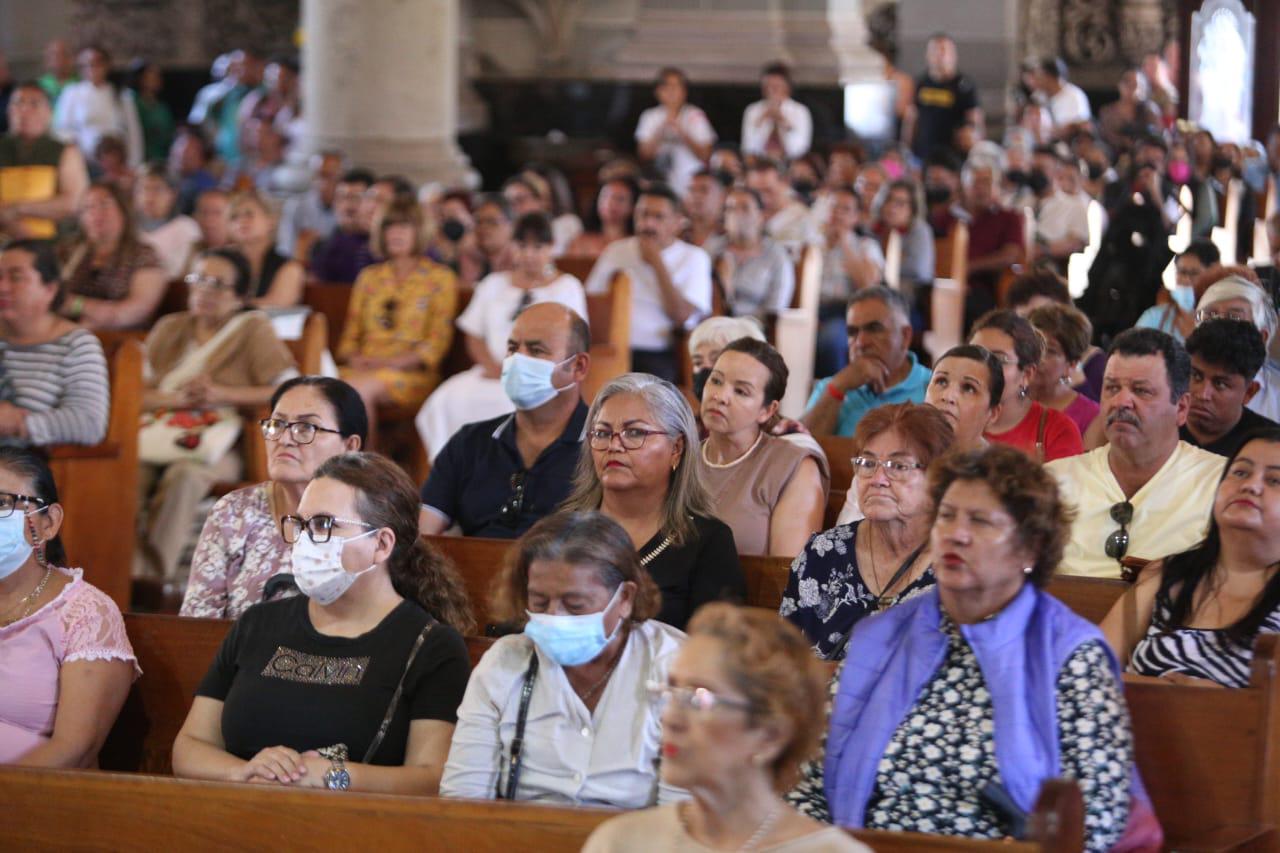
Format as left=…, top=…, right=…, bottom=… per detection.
left=1107, top=409, right=1141, bottom=427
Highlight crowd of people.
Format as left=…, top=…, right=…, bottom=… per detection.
left=3, top=28, right=1280, bottom=853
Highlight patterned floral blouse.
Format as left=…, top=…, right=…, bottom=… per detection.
left=787, top=618, right=1132, bottom=853
left=180, top=483, right=294, bottom=619
left=779, top=521, right=936, bottom=660
left=335, top=258, right=458, bottom=371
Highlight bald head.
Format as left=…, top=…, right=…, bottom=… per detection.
left=510, top=301, right=591, bottom=362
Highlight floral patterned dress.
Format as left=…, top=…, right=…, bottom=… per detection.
left=787, top=617, right=1132, bottom=853
left=779, top=520, right=936, bottom=660
left=180, top=483, right=295, bottom=619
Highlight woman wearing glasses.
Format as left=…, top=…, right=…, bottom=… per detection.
left=173, top=452, right=474, bottom=794
left=136, top=248, right=297, bottom=583
left=1102, top=429, right=1280, bottom=687
left=415, top=211, right=587, bottom=460
left=0, top=239, right=110, bottom=447
left=0, top=447, right=138, bottom=767
left=561, top=373, right=745, bottom=630
left=696, top=338, right=827, bottom=556
left=789, top=446, right=1159, bottom=852
left=969, top=309, right=1082, bottom=463
left=180, top=376, right=366, bottom=618
left=336, top=196, right=458, bottom=429
left=781, top=403, right=952, bottom=660
left=583, top=605, right=868, bottom=852
left=442, top=511, right=685, bottom=806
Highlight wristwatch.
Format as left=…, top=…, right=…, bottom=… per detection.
left=318, top=744, right=350, bottom=791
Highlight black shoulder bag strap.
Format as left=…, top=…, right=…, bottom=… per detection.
left=498, top=651, right=540, bottom=800
left=361, top=622, right=433, bottom=764
left=827, top=543, right=928, bottom=661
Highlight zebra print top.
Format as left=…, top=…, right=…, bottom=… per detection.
left=1128, top=595, right=1280, bottom=688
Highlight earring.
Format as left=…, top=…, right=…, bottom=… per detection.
left=1023, top=565, right=1033, bottom=575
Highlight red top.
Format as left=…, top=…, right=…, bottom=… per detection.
left=986, top=400, right=1083, bottom=462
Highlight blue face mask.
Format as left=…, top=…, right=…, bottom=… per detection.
left=501, top=352, right=575, bottom=410
left=0, top=507, right=45, bottom=580
left=523, top=585, right=623, bottom=667
left=1171, top=284, right=1196, bottom=312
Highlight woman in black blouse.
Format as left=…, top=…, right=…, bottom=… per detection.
left=172, top=452, right=475, bottom=794
left=561, top=372, right=745, bottom=630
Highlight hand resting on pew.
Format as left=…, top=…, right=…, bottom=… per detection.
left=172, top=452, right=475, bottom=795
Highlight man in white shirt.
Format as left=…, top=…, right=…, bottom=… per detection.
left=52, top=45, right=143, bottom=167
left=741, top=62, right=812, bottom=161
left=584, top=184, right=712, bottom=382
left=745, top=158, right=816, bottom=259
left=1033, top=147, right=1090, bottom=269
left=1047, top=328, right=1226, bottom=579
left=1034, top=57, right=1091, bottom=138
left=635, top=67, right=716, bottom=197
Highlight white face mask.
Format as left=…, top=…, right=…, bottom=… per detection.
left=291, top=528, right=379, bottom=606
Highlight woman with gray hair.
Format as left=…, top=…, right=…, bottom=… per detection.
left=1196, top=274, right=1280, bottom=422
left=687, top=315, right=766, bottom=401
left=562, top=373, right=745, bottom=629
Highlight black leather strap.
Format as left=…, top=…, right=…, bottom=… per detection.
left=499, top=652, right=539, bottom=800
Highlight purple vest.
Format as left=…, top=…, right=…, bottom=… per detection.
left=824, top=584, right=1140, bottom=830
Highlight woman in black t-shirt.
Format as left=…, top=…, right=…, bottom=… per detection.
left=173, top=452, right=476, bottom=794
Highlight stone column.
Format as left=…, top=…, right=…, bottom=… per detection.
left=301, top=0, right=470, bottom=185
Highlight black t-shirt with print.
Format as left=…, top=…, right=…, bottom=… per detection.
left=912, top=72, right=979, bottom=160
left=197, top=595, right=470, bottom=765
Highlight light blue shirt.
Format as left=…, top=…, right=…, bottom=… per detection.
left=807, top=352, right=932, bottom=437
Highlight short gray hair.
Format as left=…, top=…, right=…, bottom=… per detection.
left=1199, top=276, right=1278, bottom=341
left=849, top=285, right=911, bottom=328
left=687, top=315, right=766, bottom=356
left=561, top=373, right=713, bottom=547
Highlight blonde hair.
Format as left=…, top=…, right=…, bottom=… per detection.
left=560, top=373, right=713, bottom=547
left=370, top=196, right=426, bottom=259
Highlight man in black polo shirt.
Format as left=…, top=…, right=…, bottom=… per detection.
left=421, top=302, right=590, bottom=537
left=903, top=34, right=982, bottom=161
left=1182, top=318, right=1277, bottom=458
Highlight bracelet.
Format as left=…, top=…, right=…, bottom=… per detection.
left=826, top=382, right=847, bottom=403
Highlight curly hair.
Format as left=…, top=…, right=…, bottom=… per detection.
left=491, top=511, right=662, bottom=626
left=1028, top=303, right=1093, bottom=363
left=685, top=604, right=827, bottom=791
left=971, top=309, right=1044, bottom=369
left=313, top=452, right=475, bottom=634
left=927, top=445, right=1074, bottom=587
left=851, top=401, right=955, bottom=468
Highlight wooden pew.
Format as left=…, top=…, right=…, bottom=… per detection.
left=554, top=253, right=597, bottom=283
left=1126, top=634, right=1280, bottom=850
left=424, top=535, right=794, bottom=622
left=101, top=613, right=494, bottom=775
left=1044, top=575, right=1127, bottom=625
left=49, top=335, right=145, bottom=610
left=824, top=488, right=848, bottom=530
left=0, top=766, right=1080, bottom=852
left=302, top=280, right=352, bottom=351
left=817, top=435, right=856, bottom=494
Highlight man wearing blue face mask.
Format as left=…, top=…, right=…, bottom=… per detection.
left=421, top=302, right=591, bottom=538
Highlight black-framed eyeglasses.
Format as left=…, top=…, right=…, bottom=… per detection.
left=260, top=418, right=344, bottom=445
left=498, top=472, right=526, bottom=527
left=0, top=491, right=47, bottom=518
left=281, top=513, right=375, bottom=545
left=587, top=427, right=671, bottom=451
left=1104, top=501, right=1133, bottom=563
left=851, top=456, right=925, bottom=481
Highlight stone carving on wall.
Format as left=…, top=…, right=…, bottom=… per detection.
left=1189, top=0, right=1254, bottom=143
left=499, top=0, right=586, bottom=69
left=1020, top=0, right=1176, bottom=88
left=198, top=0, right=299, bottom=56
left=67, top=0, right=298, bottom=64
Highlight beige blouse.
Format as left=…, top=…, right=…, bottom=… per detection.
left=144, top=310, right=296, bottom=391
left=697, top=432, right=829, bottom=556
left=581, top=803, right=871, bottom=853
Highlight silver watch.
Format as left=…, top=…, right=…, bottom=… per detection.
left=318, top=744, right=350, bottom=791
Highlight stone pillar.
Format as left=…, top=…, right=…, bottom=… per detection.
left=301, top=0, right=470, bottom=185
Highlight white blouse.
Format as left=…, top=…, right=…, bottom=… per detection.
left=455, top=272, right=588, bottom=363
left=440, top=620, right=688, bottom=808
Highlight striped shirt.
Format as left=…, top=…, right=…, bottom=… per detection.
left=1129, top=594, right=1280, bottom=688
left=0, top=328, right=110, bottom=446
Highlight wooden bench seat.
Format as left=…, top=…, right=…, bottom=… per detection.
left=0, top=766, right=1080, bottom=852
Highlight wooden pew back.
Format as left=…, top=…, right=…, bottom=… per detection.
left=1044, top=575, right=1127, bottom=625
left=101, top=613, right=494, bottom=775
left=303, top=280, right=352, bottom=351
left=49, top=335, right=145, bottom=609
left=817, top=435, right=856, bottom=494
left=1125, top=634, right=1280, bottom=849
left=0, top=767, right=1069, bottom=852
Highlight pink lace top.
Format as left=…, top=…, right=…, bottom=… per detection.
left=180, top=483, right=291, bottom=619
left=0, top=568, right=139, bottom=763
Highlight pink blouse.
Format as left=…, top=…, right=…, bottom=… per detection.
left=0, top=568, right=139, bottom=763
